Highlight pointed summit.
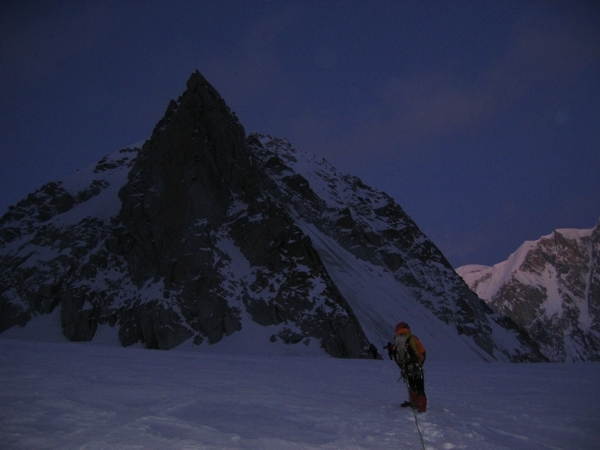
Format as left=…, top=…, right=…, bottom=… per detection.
left=118, top=70, right=254, bottom=282
left=0, top=71, right=547, bottom=361
left=107, top=71, right=373, bottom=355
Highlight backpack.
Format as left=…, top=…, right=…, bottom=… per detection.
left=411, top=335, right=426, bottom=364
left=394, top=334, right=426, bottom=366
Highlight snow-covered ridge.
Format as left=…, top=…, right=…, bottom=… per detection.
left=248, top=134, right=544, bottom=362
left=0, top=147, right=138, bottom=231
left=457, top=221, right=600, bottom=361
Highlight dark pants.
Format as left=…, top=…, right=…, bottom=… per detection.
left=407, top=374, right=425, bottom=397
left=405, top=365, right=427, bottom=412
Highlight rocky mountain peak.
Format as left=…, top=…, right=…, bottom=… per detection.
left=117, top=70, right=253, bottom=284
left=457, top=220, right=600, bottom=361
left=0, top=71, right=548, bottom=361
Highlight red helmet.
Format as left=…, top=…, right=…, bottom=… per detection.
left=395, top=322, right=409, bottom=331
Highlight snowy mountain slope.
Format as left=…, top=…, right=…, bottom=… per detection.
left=1, top=72, right=371, bottom=358
left=457, top=222, right=600, bottom=361
left=293, top=222, right=498, bottom=363
left=0, top=149, right=140, bottom=334
left=0, top=71, right=545, bottom=361
left=247, top=135, right=544, bottom=362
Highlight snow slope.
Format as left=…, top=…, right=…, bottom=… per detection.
left=298, top=221, right=490, bottom=363
left=249, top=135, right=543, bottom=362
left=1, top=335, right=599, bottom=449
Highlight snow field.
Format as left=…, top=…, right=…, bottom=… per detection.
left=1, top=339, right=599, bottom=449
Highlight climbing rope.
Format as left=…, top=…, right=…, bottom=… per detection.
left=402, top=377, right=426, bottom=450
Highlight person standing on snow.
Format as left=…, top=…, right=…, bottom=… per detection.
left=389, top=322, right=427, bottom=412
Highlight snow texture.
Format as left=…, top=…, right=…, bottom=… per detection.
left=1, top=333, right=598, bottom=449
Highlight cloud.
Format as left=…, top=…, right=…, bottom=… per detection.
left=484, top=8, right=600, bottom=105
left=341, top=6, right=600, bottom=160
left=370, top=73, right=496, bottom=142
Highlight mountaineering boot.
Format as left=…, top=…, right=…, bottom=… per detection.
left=409, top=391, right=418, bottom=408
left=415, top=395, right=427, bottom=413
left=400, top=401, right=412, bottom=407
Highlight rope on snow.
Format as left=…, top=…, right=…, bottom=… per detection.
left=401, top=376, right=426, bottom=450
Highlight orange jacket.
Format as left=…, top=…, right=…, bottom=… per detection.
left=395, top=327, right=426, bottom=365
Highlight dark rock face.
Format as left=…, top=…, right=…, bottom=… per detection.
left=0, top=71, right=371, bottom=357
left=110, top=72, right=371, bottom=355
left=111, top=72, right=250, bottom=349
left=0, top=70, right=546, bottom=361
left=118, top=74, right=247, bottom=284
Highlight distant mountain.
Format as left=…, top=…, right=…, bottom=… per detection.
left=0, top=70, right=545, bottom=361
left=457, top=222, right=600, bottom=361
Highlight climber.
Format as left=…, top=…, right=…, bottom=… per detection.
left=388, top=322, right=427, bottom=412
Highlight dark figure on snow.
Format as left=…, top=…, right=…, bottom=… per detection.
left=388, top=322, right=427, bottom=412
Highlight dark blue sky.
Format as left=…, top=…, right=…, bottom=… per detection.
left=1, top=1, right=599, bottom=267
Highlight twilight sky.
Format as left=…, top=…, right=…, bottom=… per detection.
left=1, top=1, right=599, bottom=268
